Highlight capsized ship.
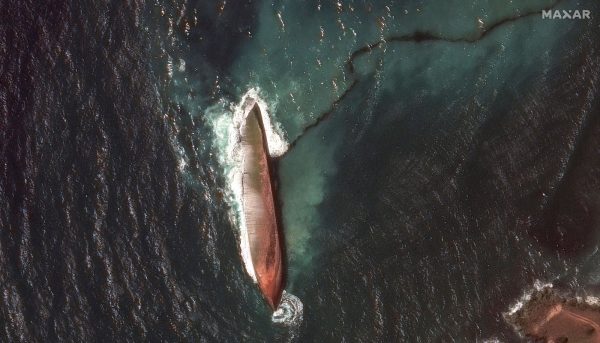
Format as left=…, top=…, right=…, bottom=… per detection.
left=239, top=103, right=284, bottom=310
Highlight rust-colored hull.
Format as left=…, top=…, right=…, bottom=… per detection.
left=240, top=104, right=284, bottom=310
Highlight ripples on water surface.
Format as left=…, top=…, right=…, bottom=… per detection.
left=0, top=0, right=599, bottom=341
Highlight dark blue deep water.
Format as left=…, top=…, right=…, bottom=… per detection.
left=1, top=0, right=600, bottom=342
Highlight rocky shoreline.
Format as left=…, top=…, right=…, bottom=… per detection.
left=506, top=287, right=600, bottom=342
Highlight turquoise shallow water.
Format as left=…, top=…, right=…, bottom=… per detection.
left=243, top=0, right=578, bottom=285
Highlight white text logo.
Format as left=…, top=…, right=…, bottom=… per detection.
left=542, top=10, right=591, bottom=19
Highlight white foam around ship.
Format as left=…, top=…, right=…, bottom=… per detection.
left=272, top=291, right=304, bottom=327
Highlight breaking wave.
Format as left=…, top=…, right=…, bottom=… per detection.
left=272, top=291, right=304, bottom=327
left=505, top=279, right=554, bottom=316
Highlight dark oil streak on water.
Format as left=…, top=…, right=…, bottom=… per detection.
left=283, top=0, right=565, bottom=154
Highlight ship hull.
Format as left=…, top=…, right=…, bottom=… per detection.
left=240, top=104, right=284, bottom=310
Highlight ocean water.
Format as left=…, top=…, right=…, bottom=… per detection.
left=1, top=0, right=599, bottom=342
